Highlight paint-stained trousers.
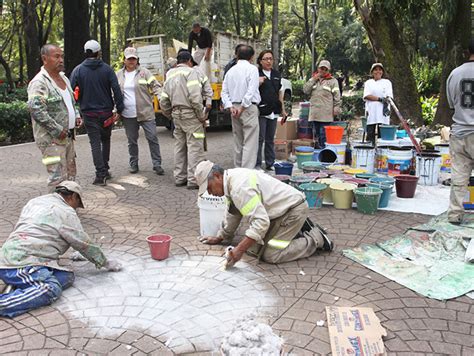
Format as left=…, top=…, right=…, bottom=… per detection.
left=448, top=134, right=474, bottom=223
left=0, top=266, right=74, bottom=318
left=232, top=104, right=259, bottom=168
left=172, top=108, right=205, bottom=186
left=39, top=138, right=76, bottom=190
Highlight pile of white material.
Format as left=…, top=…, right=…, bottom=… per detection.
left=221, top=315, right=283, bottom=356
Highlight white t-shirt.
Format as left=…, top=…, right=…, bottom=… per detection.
left=122, top=70, right=137, bottom=118
left=58, top=87, right=76, bottom=129
left=363, top=78, right=393, bottom=125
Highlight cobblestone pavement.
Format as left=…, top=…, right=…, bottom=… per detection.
left=0, top=127, right=473, bottom=356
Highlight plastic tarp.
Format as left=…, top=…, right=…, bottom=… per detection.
left=343, top=213, right=474, bottom=300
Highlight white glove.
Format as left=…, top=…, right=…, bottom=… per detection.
left=71, top=251, right=87, bottom=261
left=104, top=259, right=122, bottom=272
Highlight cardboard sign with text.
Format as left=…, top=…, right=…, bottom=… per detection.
left=326, top=306, right=387, bottom=356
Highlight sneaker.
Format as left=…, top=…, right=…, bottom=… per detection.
left=175, top=181, right=187, bottom=187
left=321, top=231, right=335, bottom=251
left=129, top=166, right=139, bottom=174
left=154, top=166, right=164, bottom=175
left=186, top=184, right=199, bottom=190
left=93, top=176, right=106, bottom=186
left=265, top=165, right=274, bottom=171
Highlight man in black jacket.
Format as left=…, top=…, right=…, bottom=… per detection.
left=187, top=23, right=213, bottom=65
left=70, top=40, right=124, bottom=186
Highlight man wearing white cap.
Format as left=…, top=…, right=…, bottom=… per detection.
left=70, top=40, right=124, bottom=186
left=0, top=181, right=121, bottom=318
left=303, top=59, right=341, bottom=148
left=194, top=161, right=334, bottom=267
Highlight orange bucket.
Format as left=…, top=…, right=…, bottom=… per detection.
left=325, top=126, right=344, bottom=144
left=146, top=234, right=172, bottom=260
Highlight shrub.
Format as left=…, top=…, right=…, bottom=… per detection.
left=340, top=91, right=365, bottom=121
left=420, top=95, right=438, bottom=126
left=292, top=79, right=306, bottom=102
left=0, top=101, right=33, bottom=145
left=0, top=87, right=28, bottom=103
left=411, top=55, right=442, bottom=97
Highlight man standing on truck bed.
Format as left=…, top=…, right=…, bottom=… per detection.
left=187, top=23, right=213, bottom=65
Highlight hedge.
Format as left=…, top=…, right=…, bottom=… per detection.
left=0, top=101, right=33, bottom=145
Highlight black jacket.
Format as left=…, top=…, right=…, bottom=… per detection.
left=70, top=58, right=124, bottom=114
left=188, top=27, right=213, bottom=51
left=258, top=68, right=282, bottom=116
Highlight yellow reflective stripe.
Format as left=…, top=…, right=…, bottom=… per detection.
left=138, top=79, right=147, bottom=84
left=322, top=86, right=332, bottom=92
left=161, top=92, right=169, bottom=98
left=240, top=194, right=261, bottom=216
left=267, top=239, right=290, bottom=249
left=193, top=132, right=205, bottom=139
left=42, top=156, right=61, bottom=165
left=147, top=76, right=155, bottom=84
left=187, top=79, right=201, bottom=88
left=331, top=87, right=339, bottom=93
left=166, top=70, right=190, bottom=80
left=249, top=172, right=257, bottom=189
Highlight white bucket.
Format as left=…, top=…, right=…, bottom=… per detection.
left=387, top=148, right=413, bottom=176
left=352, top=146, right=376, bottom=174
left=416, top=152, right=441, bottom=186
left=325, top=142, right=347, bottom=164
left=197, top=192, right=227, bottom=237
left=376, top=145, right=391, bottom=174
left=434, top=144, right=451, bottom=173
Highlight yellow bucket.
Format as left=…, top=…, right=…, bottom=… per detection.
left=330, top=182, right=357, bottom=209
left=317, top=178, right=342, bottom=204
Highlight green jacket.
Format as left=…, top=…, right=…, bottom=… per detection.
left=27, top=67, right=79, bottom=148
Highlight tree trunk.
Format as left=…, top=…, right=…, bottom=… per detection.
left=0, top=55, right=14, bottom=90
left=433, top=0, right=471, bottom=126
left=271, top=0, right=279, bottom=69
left=124, top=0, right=135, bottom=41
left=354, top=0, right=422, bottom=126
left=21, top=0, right=41, bottom=81
left=62, top=0, right=90, bottom=76
left=230, top=0, right=241, bottom=35
left=96, top=0, right=109, bottom=63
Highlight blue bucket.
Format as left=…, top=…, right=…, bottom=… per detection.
left=299, top=183, right=327, bottom=209
left=313, top=149, right=322, bottom=161
left=368, top=182, right=393, bottom=208
left=274, top=162, right=294, bottom=176
left=379, top=125, right=397, bottom=140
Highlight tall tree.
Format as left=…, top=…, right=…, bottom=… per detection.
left=21, top=0, right=40, bottom=80
left=354, top=0, right=422, bottom=125
left=271, top=0, right=279, bottom=68
left=433, top=0, right=471, bottom=126
left=63, top=0, right=90, bottom=76
left=230, top=0, right=241, bottom=35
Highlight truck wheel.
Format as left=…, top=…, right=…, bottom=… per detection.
left=284, top=91, right=292, bottom=115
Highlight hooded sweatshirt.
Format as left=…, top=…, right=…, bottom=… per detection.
left=70, top=58, right=124, bottom=114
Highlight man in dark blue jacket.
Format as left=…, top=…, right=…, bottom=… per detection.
left=70, top=40, right=124, bottom=186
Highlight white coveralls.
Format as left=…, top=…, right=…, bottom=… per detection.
left=160, top=64, right=205, bottom=186
left=217, top=168, right=324, bottom=263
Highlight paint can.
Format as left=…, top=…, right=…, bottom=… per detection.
left=352, top=146, right=376, bottom=174
left=387, top=147, right=413, bottom=176
left=434, top=143, right=451, bottom=174
left=376, top=145, right=391, bottom=174
left=325, top=142, right=347, bottom=164
left=415, top=151, right=441, bottom=186
left=197, top=192, right=227, bottom=237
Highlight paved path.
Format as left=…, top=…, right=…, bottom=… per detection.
left=0, top=127, right=473, bottom=355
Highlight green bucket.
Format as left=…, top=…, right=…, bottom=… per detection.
left=354, top=187, right=383, bottom=214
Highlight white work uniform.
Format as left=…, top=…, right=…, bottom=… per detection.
left=363, top=78, right=393, bottom=125
left=217, top=168, right=324, bottom=263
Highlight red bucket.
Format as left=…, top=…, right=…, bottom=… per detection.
left=146, top=234, right=172, bottom=260
left=325, top=126, right=344, bottom=144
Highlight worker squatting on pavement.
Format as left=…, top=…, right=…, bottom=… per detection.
left=0, top=181, right=121, bottom=318
left=194, top=161, right=334, bottom=267
left=159, top=51, right=206, bottom=190
left=27, top=44, right=82, bottom=190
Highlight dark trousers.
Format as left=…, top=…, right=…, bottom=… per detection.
left=312, top=121, right=334, bottom=148
left=257, top=116, right=277, bottom=168
left=84, top=114, right=112, bottom=178
left=366, top=123, right=380, bottom=145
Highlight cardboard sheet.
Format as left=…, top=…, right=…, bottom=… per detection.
left=326, top=306, right=386, bottom=356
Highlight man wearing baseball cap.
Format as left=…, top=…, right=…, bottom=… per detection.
left=70, top=40, right=124, bottom=186
left=0, top=181, right=121, bottom=317
left=194, top=161, right=334, bottom=267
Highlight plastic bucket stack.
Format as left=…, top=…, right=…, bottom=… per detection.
left=274, top=162, right=294, bottom=176
left=394, top=175, right=419, bottom=198
left=330, top=182, right=357, bottom=209
left=379, top=125, right=397, bottom=140
left=146, top=234, right=172, bottom=260
left=325, top=126, right=344, bottom=144
left=298, top=102, right=312, bottom=139
left=354, top=187, right=383, bottom=214
left=289, top=175, right=315, bottom=189
left=302, top=161, right=325, bottom=173
left=299, top=182, right=327, bottom=209
left=295, top=146, right=314, bottom=169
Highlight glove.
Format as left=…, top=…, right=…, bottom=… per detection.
left=104, top=259, right=122, bottom=272
left=71, top=251, right=87, bottom=261
left=383, top=100, right=391, bottom=117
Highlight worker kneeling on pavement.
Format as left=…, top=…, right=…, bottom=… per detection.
left=195, top=161, right=334, bottom=267
left=0, top=181, right=121, bottom=318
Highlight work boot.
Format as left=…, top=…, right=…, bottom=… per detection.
left=105, top=171, right=112, bottom=179
left=175, top=181, right=187, bottom=187
left=154, top=166, right=164, bottom=175
left=93, top=176, right=106, bottom=186
left=186, top=184, right=199, bottom=190
left=129, top=165, right=139, bottom=174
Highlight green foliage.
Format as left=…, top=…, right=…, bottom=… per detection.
left=340, top=91, right=365, bottom=121
left=0, top=101, right=33, bottom=144
left=411, top=55, right=442, bottom=97
left=291, top=79, right=306, bottom=101
left=0, top=87, right=28, bottom=103
left=420, top=95, right=438, bottom=125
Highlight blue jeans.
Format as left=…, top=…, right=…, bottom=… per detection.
left=311, top=121, right=334, bottom=148
left=0, top=266, right=74, bottom=318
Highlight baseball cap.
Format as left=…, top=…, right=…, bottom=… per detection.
left=195, top=160, right=215, bottom=196
left=176, top=50, right=198, bottom=66
left=84, top=40, right=101, bottom=53
left=318, top=60, right=331, bottom=70
left=124, top=47, right=138, bottom=59
left=56, top=181, right=85, bottom=208
left=370, top=63, right=384, bottom=73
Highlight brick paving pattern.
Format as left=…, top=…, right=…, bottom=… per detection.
left=0, top=127, right=473, bottom=355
